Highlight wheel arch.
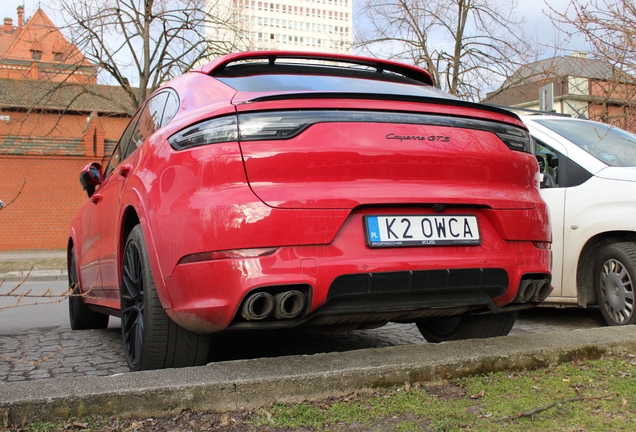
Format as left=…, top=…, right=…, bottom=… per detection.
left=118, top=200, right=174, bottom=311
left=121, top=207, right=140, bottom=252
left=576, top=230, right=636, bottom=307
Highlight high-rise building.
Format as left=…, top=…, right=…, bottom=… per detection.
left=208, top=0, right=353, bottom=54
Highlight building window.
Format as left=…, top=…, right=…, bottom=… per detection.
left=54, top=52, right=63, bottom=61
left=31, top=50, right=41, bottom=61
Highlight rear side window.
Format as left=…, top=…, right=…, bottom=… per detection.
left=130, top=92, right=168, bottom=151
left=161, top=92, right=179, bottom=126
left=104, top=107, right=144, bottom=177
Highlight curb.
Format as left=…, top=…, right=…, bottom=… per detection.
left=1, top=326, right=635, bottom=424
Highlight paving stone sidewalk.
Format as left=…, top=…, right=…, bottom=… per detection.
left=0, top=324, right=427, bottom=383
left=0, top=329, right=128, bottom=383
left=0, top=307, right=607, bottom=383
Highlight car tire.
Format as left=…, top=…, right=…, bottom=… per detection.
left=416, top=311, right=517, bottom=343
left=120, top=225, right=210, bottom=371
left=68, top=247, right=109, bottom=330
left=594, top=242, right=636, bottom=326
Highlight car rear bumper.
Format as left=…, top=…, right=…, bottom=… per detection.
left=162, top=211, right=552, bottom=334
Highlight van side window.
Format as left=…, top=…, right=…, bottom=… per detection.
left=535, top=139, right=561, bottom=187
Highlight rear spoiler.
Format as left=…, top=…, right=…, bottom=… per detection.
left=193, top=51, right=435, bottom=87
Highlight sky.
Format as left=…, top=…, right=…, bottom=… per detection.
left=3, top=0, right=588, bottom=56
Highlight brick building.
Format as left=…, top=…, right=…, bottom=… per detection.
left=484, top=53, right=636, bottom=133
left=0, top=7, right=133, bottom=251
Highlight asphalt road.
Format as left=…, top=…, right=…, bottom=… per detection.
left=0, top=279, right=608, bottom=382
left=0, top=280, right=120, bottom=335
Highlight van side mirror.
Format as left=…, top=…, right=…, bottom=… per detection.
left=79, top=162, right=103, bottom=197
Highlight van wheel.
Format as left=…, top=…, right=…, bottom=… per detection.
left=120, top=225, right=210, bottom=371
left=417, top=311, right=517, bottom=343
left=594, top=242, right=636, bottom=326
left=68, top=247, right=109, bottom=330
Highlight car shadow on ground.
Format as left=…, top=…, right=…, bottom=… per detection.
left=205, top=307, right=607, bottom=363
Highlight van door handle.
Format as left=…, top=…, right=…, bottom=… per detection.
left=91, top=194, right=103, bottom=204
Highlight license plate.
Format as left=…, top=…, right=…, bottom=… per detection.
left=364, top=215, right=481, bottom=247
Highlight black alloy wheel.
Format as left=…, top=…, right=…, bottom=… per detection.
left=68, top=246, right=109, bottom=330
left=121, top=236, right=145, bottom=368
left=120, top=225, right=211, bottom=371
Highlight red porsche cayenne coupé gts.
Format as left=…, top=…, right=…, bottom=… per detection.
left=69, top=51, right=552, bottom=371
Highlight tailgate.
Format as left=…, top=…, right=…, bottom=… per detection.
left=237, top=109, right=538, bottom=210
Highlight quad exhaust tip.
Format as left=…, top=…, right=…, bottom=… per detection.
left=517, top=278, right=551, bottom=304
left=240, top=289, right=307, bottom=321
left=240, top=292, right=275, bottom=321
left=273, top=290, right=306, bottom=319
left=518, top=279, right=537, bottom=303
left=534, top=279, right=551, bottom=302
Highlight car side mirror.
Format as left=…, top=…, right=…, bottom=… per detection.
left=79, top=162, right=103, bottom=197
left=540, top=172, right=556, bottom=189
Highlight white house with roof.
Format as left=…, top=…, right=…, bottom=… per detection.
left=484, top=53, right=636, bottom=131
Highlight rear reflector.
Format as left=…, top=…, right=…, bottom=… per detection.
left=532, top=242, right=551, bottom=250
left=179, top=247, right=278, bottom=264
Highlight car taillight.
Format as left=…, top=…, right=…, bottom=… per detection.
left=238, top=110, right=533, bottom=154
left=495, top=127, right=534, bottom=154
left=239, top=111, right=342, bottom=140
left=169, top=116, right=238, bottom=150
left=169, top=110, right=533, bottom=154
left=532, top=241, right=551, bottom=250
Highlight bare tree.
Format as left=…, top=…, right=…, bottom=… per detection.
left=546, top=1, right=636, bottom=129
left=356, top=0, right=534, bottom=101
left=54, top=0, right=250, bottom=109
left=548, top=1, right=636, bottom=73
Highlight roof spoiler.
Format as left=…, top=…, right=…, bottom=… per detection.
left=193, top=51, right=435, bottom=86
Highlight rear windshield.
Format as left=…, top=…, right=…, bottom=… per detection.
left=534, top=118, right=636, bottom=167
left=217, top=74, right=452, bottom=100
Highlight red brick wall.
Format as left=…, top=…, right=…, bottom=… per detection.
left=0, top=154, right=108, bottom=251
left=588, top=103, right=636, bottom=132
left=0, top=108, right=128, bottom=251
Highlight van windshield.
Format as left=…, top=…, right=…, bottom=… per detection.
left=534, top=118, right=636, bottom=167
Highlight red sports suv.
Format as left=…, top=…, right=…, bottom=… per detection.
left=68, top=52, right=552, bottom=371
